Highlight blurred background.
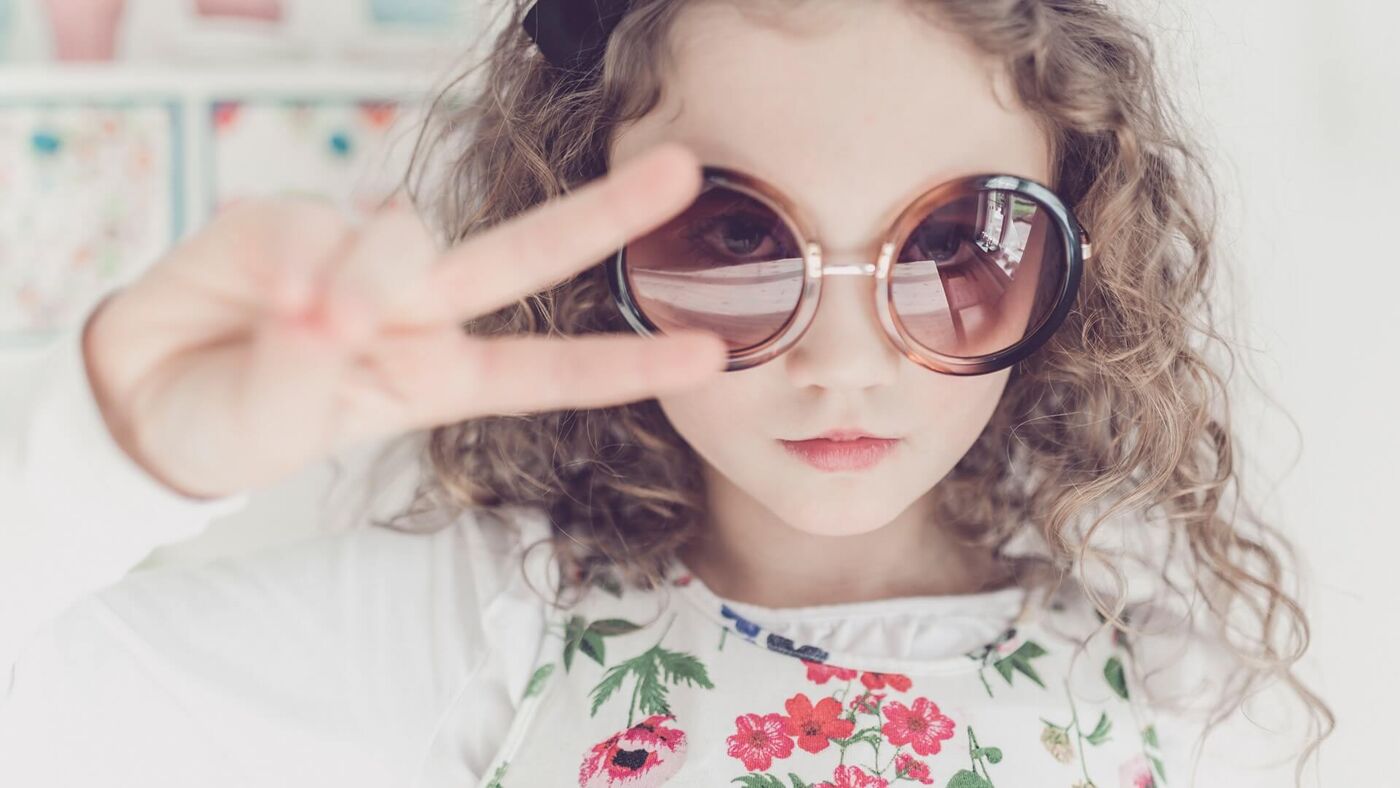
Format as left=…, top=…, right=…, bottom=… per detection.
left=0, top=0, right=1395, bottom=785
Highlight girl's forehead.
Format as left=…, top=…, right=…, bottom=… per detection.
left=611, top=1, right=1051, bottom=252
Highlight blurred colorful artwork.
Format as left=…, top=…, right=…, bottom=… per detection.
left=367, top=0, right=460, bottom=27
left=192, top=0, right=283, bottom=22
left=0, top=102, right=181, bottom=339
left=207, top=97, right=413, bottom=218
left=43, top=0, right=128, bottom=61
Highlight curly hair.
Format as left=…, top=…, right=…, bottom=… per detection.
left=379, top=1, right=1334, bottom=783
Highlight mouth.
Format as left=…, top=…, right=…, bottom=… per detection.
left=778, top=431, right=902, bottom=472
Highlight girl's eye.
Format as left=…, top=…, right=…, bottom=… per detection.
left=903, top=219, right=967, bottom=263
left=683, top=211, right=792, bottom=263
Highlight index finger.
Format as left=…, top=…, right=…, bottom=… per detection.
left=398, top=142, right=702, bottom=326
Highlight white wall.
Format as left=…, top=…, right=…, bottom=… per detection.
left=1129, top=1, right=1399, bottom=784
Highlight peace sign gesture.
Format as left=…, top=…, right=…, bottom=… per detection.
left=81, top=143, right=726, bottom=500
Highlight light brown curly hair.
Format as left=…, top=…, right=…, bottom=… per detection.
left=378, top=0, right=1334, bottom=783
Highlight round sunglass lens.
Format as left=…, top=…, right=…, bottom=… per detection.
left=890, top=189, right=1067, bottom=359
left=623, top=184, right=804, bottom=351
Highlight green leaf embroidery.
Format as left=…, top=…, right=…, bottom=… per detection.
left=588, top=639, right=715, bottom=726
left=992, top=640, right=1048, bottom=689
left=579, top=629, right=606, bottom=666
left=973, top=746, right=1004, bottom=764
left=1143, top=724, right=1159, bottom=748
left=589, top=618, right=643, bottom=636
left=730, top=773, right=786, bottom=787
left=589, top=662, right=630, bottom=716
left=522, top=663, right=555, bottom=700
left=563, top=615, right=585, bottom=672
left=483, top=761, right=508, bottom=788
left=1085, top=712, right=1112, bottom=745
left=948, top=770, right=994, bottom=788
left=787, top=773, right=809, bottom=788
left=1151, top=754, right=1168, bottom=784
left=562, top=615, right=645, bottom=672
left=1104, top=656, right=1129, bottom=700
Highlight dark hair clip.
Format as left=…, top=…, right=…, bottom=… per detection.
left=522, top=0, right=632, bottom=76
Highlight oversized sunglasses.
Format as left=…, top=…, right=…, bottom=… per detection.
left=605, top=165, right=1091, bottom=375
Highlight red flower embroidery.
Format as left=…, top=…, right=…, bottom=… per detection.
left=781, top=693, right=855, bottom=754
left=802, top=659, right=858, bottom=684
left=859, top=671, right=913, bottom=692
left=813, top=764, right=890, bottom=788
left=578, top=714, right=687, bottom=787
left=726, top=712, right=795, bottom=772
left=848, top=691, right=886, bottom=714
left=894, top=752, right=934, bottom=784
left=881, top=697, right=956, bottom=756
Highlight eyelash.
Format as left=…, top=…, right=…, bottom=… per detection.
left=681, top=210, right=794, bottom=264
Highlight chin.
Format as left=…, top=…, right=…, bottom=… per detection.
left=769, top=499, right=909, bottom=538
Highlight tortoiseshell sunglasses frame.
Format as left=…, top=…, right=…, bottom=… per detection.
left=605, top=165, right=1091, bottom=376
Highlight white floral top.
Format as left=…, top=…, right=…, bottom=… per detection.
left=475, top=530, right=1169, bottom=788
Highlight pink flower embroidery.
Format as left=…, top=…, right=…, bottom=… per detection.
left=726, top=713, right=795, bottom=772
left=859, top=671, right=913, bottom=692
left=578, top=714, right=687, bottom=787
left=881, top=697, right=956, bottom=756
left=1118, top=753, right=1157, bottom=788
left=849, top=691, right=886, bottom=714
left=894, top=752, right=934, bottom=784
left=813, top=764, right=890, bottom=788
left=802, top=659, right=858, bottom=684
left=781, top=693, right=856, bottom=754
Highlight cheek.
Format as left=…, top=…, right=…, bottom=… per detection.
left=654, top=374, right=766, bottom=467
left=901, top=368, right=1012, bottom=473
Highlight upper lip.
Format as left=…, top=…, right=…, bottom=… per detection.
left=787, top=429, right=898, bottom=442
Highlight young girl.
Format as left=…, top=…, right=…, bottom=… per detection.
left=0, top=1, right=1332, bottom=786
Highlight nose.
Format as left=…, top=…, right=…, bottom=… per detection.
left=782, top=251, right=903, bottom=390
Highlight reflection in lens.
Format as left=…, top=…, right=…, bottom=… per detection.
left=891, top=189, right=1065, bottom=359
left=624, top=184, right=804, bottom=350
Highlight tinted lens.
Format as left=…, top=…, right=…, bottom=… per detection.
left=623, top=183, right=804, bottom=351
left=891, top=188, right=1067, bottom=359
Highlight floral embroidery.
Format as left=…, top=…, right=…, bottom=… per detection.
left=1118, top=752, right=1158, bottom=788
left=782, top=693, right=856, bottom=754
left=726, top=713, right=795, bottom=771
left=813, top=764, right=888, bottom=787
left=767, top=633, right=830, bottom=662
left=848, top=691, right=885, bottom=715
left=880, top=697, right=956, bottom=756
left=803, top=659, right=858, bottom=685
left=726, top=660, right=956, bottom=785
left=585, top=616, right=715, bottom=725
left=859, top=671, right=912, bottom=692
left=574, top=614, right=716, bottom=787
left=721, top=604, right=762, bottom=637
left=578, top=714, right=687, bottom=788
left=893, top=752, right=934, bottom=784
left=1038, top=677, right=1115, bottom=786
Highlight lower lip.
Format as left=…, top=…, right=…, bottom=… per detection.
left=779, top=437, right=901, bottom=472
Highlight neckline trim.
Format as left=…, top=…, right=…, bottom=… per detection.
left=662, top=556, right=1045, bottom=676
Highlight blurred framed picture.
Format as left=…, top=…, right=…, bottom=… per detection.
left=205, top=96, right=416, bottom=218
left=0, top=100, right=182, bottom=342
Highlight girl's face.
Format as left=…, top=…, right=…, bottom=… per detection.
left=609, top=1, right=1052, bottom=538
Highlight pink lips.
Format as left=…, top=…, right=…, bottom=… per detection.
left=779, top=431, right=901, bottom=472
